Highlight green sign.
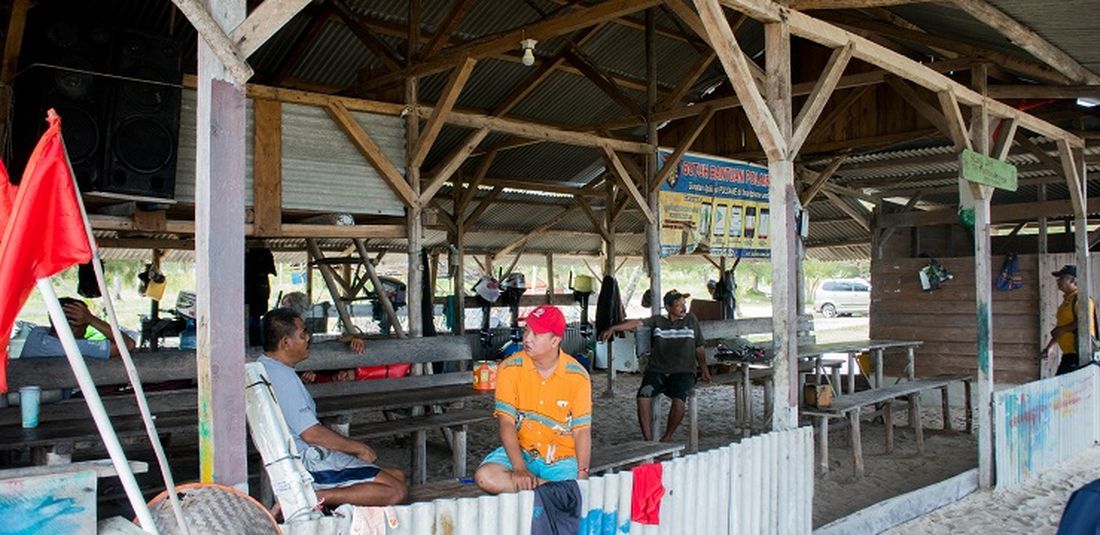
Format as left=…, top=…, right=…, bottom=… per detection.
left=960, top=149, right=1017, bottom=191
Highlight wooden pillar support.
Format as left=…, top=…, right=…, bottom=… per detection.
left=195, top=0, right=248, bottom=489
left=969, top=64, right=995, bottom=490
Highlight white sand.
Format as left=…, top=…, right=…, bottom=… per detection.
left=884, top=445, right=1100, bottom=535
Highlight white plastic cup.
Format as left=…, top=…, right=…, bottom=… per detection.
left=20, top=386, right=41, bottom=428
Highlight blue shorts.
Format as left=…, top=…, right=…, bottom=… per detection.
left=479, top=447, right=578, bottom=482
left=301, top=446, right=381, bottom=490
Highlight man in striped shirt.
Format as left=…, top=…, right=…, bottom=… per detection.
left=600, top=290, right=710, bottom=442
left=475, top=305, right=593, bottom=493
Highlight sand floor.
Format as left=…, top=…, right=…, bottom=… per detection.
left=885, top=445, right=1100, bottom=535
left=355, top=372, right=977, bottom=528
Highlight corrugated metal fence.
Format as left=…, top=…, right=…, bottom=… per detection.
left=994, top=364, right=1100, bottom=487
left=383, top=426, right=813, bottom=535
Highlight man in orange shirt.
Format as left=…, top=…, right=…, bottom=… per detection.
left=474, top=305, right=592, bottom=494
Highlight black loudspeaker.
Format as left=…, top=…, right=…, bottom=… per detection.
left=102, top=31, right=183, bottom=199
left=11, top=17, right=111, bottom=190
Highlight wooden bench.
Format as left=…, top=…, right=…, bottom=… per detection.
left=803, top=374, right=973, bottom=479
left=406, top=440, right=686, bottom=502
left=1, top=335, right=493, bottom=484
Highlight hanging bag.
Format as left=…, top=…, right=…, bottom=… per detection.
left=995, top=253, right=1023, bottom=291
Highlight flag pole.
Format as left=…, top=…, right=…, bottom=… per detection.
left=56, top=120, right=190, bottom=534
left=36, top=278, right=159, bottom=533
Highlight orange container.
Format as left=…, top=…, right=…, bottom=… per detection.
left=472, top=360, right=498, bottom=391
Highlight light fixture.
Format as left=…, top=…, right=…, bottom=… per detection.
left=520, top=38, right=538, bottom=67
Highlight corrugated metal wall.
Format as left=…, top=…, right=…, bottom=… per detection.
left=383, top=426, right=813, bottom=535
left=174, top=90, right=405, bottom=216
left=994, top=365, right=1100, bottom=488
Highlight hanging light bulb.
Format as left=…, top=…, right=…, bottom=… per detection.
left=520, top=38, right=538, bottom=67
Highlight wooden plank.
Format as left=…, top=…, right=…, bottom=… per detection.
left=602, top=146, right=657, bottom=224
left=170, top=0, right=254, bottom=84
left=360, top=0, right=663, bottom=90
left=880, top=197, right=1100, bottom=228
left=885, top=76, right=951, bottom=137
left=695, top=0, right=787, bottom=160
left=987, top=85, right=1100, bottom=100
left=354, top=238, right=406, bottom=338
left=790, top=43, right=852, bottom=157
left=410, top=57, right=477, bottom=168
left=718, top=0, right=1083, bottom=147
left=251, top=98, right=282, bottom=235
left=798, top=155, right=846, bottom=205
left=1057, top=139, right=1085, bottom=218
left=822, top=190, right=871, bottom=231
left=229, top=0, right=312, bottom=57
left=325, top=100, right=418, bottom=207
left=652, top=107, right=715, bottom=192
left=564, top=46, right=645, bottom=118
left=330, top=0, right=404, bottom=71
left=194, top=0, right=248, bottom=488
left=420, top=0, right=476, bottom=59
left=937, top=90, right=973, bottom=152
left=458, top=150, right=496, bottom=214
left=0, top=459, right=149, bottom=480
left=950, top=0, right=1100, bottom=85
left=419, top=126, right=491, bottom=206
left=416, top=106, right=651, bottom=154
left=791, top=0, right=934, bottom=7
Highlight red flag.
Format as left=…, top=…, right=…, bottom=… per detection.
left=0, top=110, right=93, bottom=393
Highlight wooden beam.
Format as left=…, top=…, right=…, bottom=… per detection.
left=936, top=90, right=973, bottom=152
left=415, top=106, right=651, bottom=154
left=353, top=239, right=405, bottom=338
left=816, top=11, right=1072, bottom=85
left=330, top=0, right=404, bottom=71
left=463, top=185, right=503, bottom=228
left=987, top=85, right=1100, bottom=100
left=1057, top=139, right=1085, bottom=218
left=576, top=197, right=614, bottom=244
left=950, top=0, right=1100, bottom=85
left=410, top=57, right=477, bottom=168
left=791, top=0, right=939, bottom=7
left=324, top=101, right=418, bottom=207
left=886, top=76, right=951, bottom=137
left=497, top=206, right=578, bottom=258
left=229, top=0, right=312, bottom=57
left=694, top=0, right=787, bottom=160
left=170, top=0, right=254, bottom=84
left=823, top=188, right=871, bottom=231
left=361, top=0, right=663, bottom=91
left=421, top=0, right=476, bottom=59
left=1015, top=132, right=1065, bottom=181
left=563, top=46, right=645, bottom=118
left=811, top=85, right=871, bottom=136
left=991, top=117, right=1017, bottom=161
left=419, top=126, right=490, bottom=206
left=458, top=150, right=496, bottom=214
left=602, top=146, right=657, bottom=224
left=252, top=98, right=282, bottom=235
left=652, top=106, right=716, bottom=192
left=719, top=1, right=1081, bottom=147
left=659, top=51, right=717, bottom=111
left=798, top=154, right=847, bottom=205
left=790, top=43, right=852, bottom=157
left=0, top=0, right=29, bottom=150
left=882, top=197, right=1100, bottom=228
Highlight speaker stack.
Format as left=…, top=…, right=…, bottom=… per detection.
left=13, top=7, right=182, bottom=200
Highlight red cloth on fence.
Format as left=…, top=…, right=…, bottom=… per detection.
left=630, top=462, right=665, bottom=525
left=0, top=110, right=93, bottom=392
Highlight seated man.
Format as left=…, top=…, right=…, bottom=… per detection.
left=20, top=297, right=136, bottom=359
left=259, top=307, right=407, bottom=506
left=475, top=305, right=592, bottom=494
left=599, top=290, right=710, bottom=442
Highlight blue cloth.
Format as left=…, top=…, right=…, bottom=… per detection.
left=532, top=480, right=581, bottom=535
left=19, top=326, right=110, bottom=359
left=1058, top=477, right=1100, bottom=535
left=479, top=446, right=578, bottom=482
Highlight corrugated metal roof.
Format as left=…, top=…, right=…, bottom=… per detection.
left=508, top=70, right=640, bottom=127
left=989, top=0, right=1100, bottom=72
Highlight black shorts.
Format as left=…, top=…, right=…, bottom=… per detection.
left=637, top=372, right=696, bottom=402
left=1058, top=353, right=1080, bottom=376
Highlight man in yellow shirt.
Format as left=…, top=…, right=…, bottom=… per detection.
left=474, top=305, right=592, bottom=494
left=1042, top=265, right=1097, bottom=375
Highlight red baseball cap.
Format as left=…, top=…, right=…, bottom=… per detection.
left=523, top=305, right=566, bottom=337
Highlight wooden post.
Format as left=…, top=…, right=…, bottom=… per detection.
left=1038, top=183, right=1051, bottom=377
left=645, top=8, right=662, bottom=317
left=406, top=66, right=423, bottom=340
left=603, top=182, right=617, bottom=397
left=546, top=253, right=555, bottom=303
left=305, top=246, right=314, bottom=302
left=969, top=65, right=995, bottom=489
left=765, top=19, right=799, bottom=431
left=195, top=0, right=247, bottom=489
left=454, top=222, right=466, bottom=336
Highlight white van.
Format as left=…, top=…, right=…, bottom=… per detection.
left=813, top=278, right=870, bottom=318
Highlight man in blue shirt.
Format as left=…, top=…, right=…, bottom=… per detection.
left=258, top=307, right=407, bottom=507
left=20, top=297, right=135, bottom=359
